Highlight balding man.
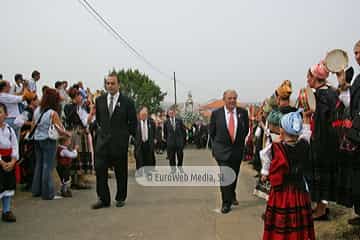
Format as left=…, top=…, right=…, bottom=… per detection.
left=209, top=90, right=249, bottom=214
left=134, top=106, right=156, bottom=176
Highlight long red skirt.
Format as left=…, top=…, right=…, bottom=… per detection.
left=263, top=185, right=315, bottom=240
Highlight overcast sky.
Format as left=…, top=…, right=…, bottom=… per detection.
left=1, top=0, right=360, bottom=104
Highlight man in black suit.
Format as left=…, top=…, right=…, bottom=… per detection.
left=92, top=73, right=137, bottom=209
left=134, top=106, right=156, bottom=176
left=209, top=89, right=249, bottom=214
left=164, top=107, right=186, bottom=173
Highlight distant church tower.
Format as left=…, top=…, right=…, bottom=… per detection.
left=185, top=91, right=194, bottom=113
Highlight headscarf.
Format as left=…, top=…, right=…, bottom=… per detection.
left=280, top=109, right=303, bottom=136
left=267, top=109, right=283, bottom=127
left=276, top=80, right=292, bottom=99
left=310, top=60, right=329, bottom=80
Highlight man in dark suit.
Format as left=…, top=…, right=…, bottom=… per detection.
left=134, top=106, right=156, bottom=176
left=92, top=73, right=137, bottom=209
left=209, top=89, right=249, bottom=214
left=164, top=107, right=186, bottom=173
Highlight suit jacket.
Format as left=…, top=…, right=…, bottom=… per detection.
left=134, top=118, right=156, bottom=158
left=209, top=107, right=249, bottom=162
left=95, top=92, right=137, bottom=158
left=164, top=117, right=186, bottom=149
left=351, top=74, right=360, bottom=118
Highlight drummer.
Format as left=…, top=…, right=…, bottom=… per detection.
left=306, top=60, right=339, bottom=220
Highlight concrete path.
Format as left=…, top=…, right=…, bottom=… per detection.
left=1, top=149, right=265, bottom=240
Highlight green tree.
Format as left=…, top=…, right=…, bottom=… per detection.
left=109, top=69, right=167, bottom=113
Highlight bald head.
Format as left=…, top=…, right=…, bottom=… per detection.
left=223, top=89, right=238, bottom=111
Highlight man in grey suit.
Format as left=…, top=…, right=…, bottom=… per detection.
left=209, top=90, right=249, bottom=214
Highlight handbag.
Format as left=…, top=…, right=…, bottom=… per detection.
left=48, top=113, right=62, bottom=140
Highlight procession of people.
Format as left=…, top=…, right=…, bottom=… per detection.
left=1, top=40, right=360, bottom=239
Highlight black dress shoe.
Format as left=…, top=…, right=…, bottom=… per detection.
left=91, top=201, right=110, bottom=210
left=232, top=199, right=239, bottom=206
left=221, top=204, right=231, bottom=214
left=116, top=201, right=125, bottom=208
left=313, top=208, right=330, bottom=221
left=348, top=216, right=360, bottom=225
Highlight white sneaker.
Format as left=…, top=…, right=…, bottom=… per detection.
left=53, top=195, right=63, bottom=200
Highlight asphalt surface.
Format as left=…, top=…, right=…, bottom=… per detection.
left=0, top=148, right=265, bottom=240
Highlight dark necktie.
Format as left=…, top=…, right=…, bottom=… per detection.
left=109, top=95, right=114, bottom=117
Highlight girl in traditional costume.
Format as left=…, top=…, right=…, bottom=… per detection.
left=0, top=103, right=19, bottom=222
left=261, top=110, right=315, bottom=240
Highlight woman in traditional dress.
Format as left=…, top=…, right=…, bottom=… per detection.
left=307, top=61, right=338, bottom=220
left=63, top=88, right=95, bottom=189
left=261, top=110, right=315, bottom=240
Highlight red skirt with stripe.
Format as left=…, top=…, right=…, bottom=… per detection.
left=263, top=185, right=315, bottom=240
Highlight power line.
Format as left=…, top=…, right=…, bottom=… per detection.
left=77, top=0, right=172, bottom=79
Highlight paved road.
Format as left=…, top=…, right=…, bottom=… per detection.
left=1, top=148, right=265, bottom=240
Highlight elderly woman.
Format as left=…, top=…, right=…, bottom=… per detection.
left=32, top=88, right=70, bottom=200
left=63, top=88, right=95, bottom=189
left=306, top=61, right=339, bottom=220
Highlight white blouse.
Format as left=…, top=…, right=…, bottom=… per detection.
left=260, top=124, right=311, bottom=176
left=0, top=124, right=19, bottom=160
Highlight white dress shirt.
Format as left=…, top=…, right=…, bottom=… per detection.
left=107, top=91, right=120, bottom=114
left=141, top=119, right=148, bottom=142
left=224, top=106, right=238, bottom=138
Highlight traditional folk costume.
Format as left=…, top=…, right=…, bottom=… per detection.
left=63, top=103, right=93, bottom=188
left=261, top=111, right=315, bottom=240
left=308, top=63, right=339, bottom=203
left=56, top=145, right=78, bottom=197
left=0, top=123, right=19, bottom=222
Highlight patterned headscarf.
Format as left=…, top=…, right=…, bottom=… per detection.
left=276, top=80, right=292, bottom=99
left=280, top=109, right=303, bottom=136
left=267, top=109, right=283, bottom=127
left=310, top=60, right=329, bottom=80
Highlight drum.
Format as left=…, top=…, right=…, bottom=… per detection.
left=296, top=87, right=316, bottom=112
left=324, top=49, right=349, bottom=73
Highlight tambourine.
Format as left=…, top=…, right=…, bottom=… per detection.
left=324, top=49, right=349, bottom=73
left=296, top=87, right=316, bottom=112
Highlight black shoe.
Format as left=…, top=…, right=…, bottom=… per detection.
left=2, top=211, right=16, bottom=222
left=91, top=201, right=110, bottom=210
left=348, top=216, right=360, bottom=225
left=232, top=198, right=239, bottom=206
left=313, top=208, right=330, bottom=221
left=116, top=201, right=125, bottom=208
left=221, top=204, right=231, bottom=214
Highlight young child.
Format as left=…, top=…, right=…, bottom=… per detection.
left=56, top=136, right=78, bottom=198
left=260, top=110, right=315, bottom=240
left=0, top=103, right=19, bottom=222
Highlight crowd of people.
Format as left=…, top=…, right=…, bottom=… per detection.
left=0, top=70, right=210, bottom=222
left=1, top=39, right=360, bottom=240
left=243, top=40, right=360, bottom=239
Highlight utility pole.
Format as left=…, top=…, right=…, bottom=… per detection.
left=173, top=72, right=177, bottom=107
